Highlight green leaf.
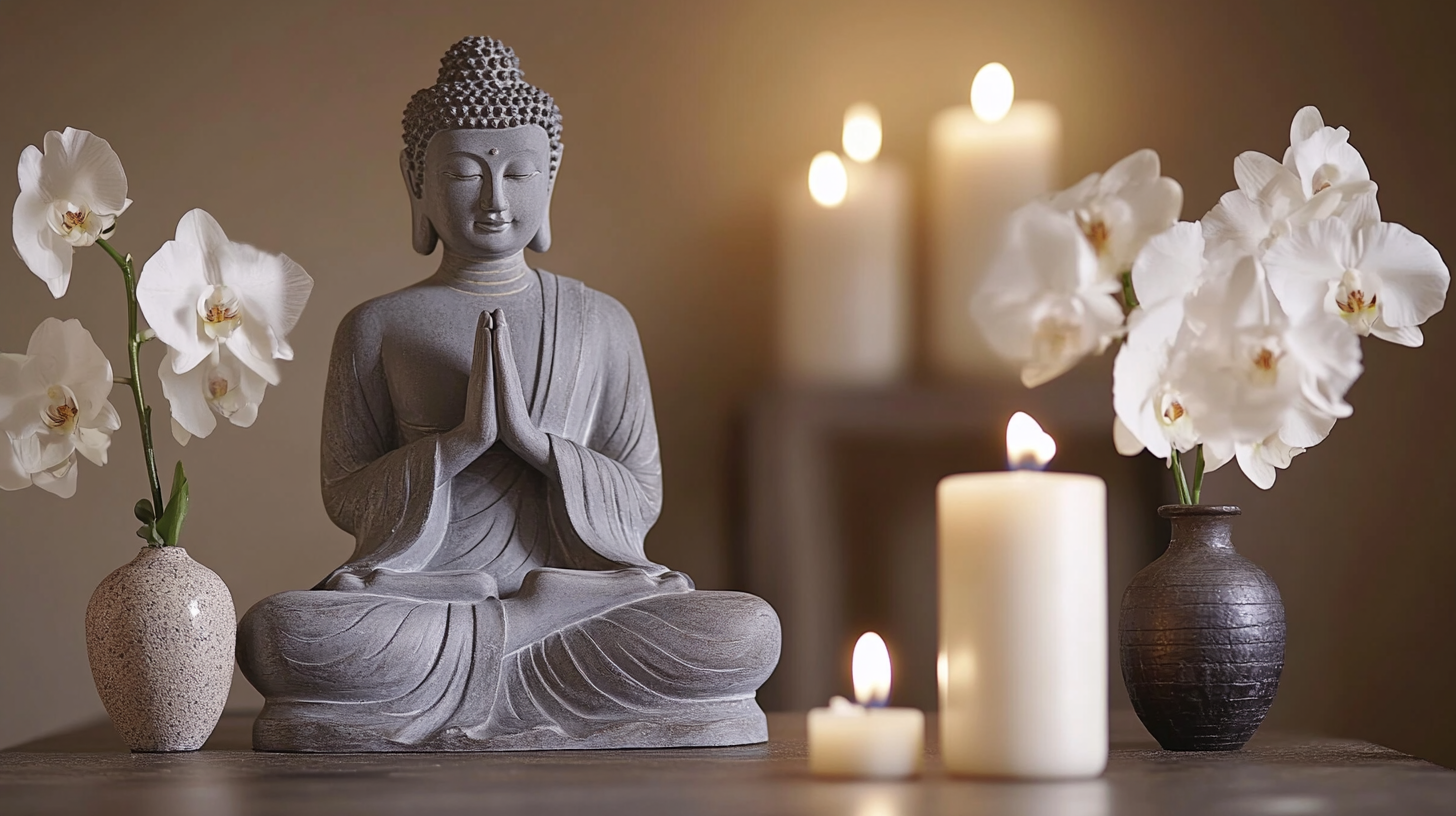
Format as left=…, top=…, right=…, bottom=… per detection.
left=133, top=499, right=155, bottom=524
left=155, top=461, right=190, bottom=547
left=135, top=522, right=165, bottom=546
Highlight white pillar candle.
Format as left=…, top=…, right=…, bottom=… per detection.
left=937, top=413, right=1107, bottom=778
left=928, top=63, right=1060, bottom=380
left=778, top=104, right=909, bottom=385
left=808, top=633, right=925, bottom=779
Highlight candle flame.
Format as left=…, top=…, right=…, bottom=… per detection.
left=842, top=103, right=882, bottom=163
left=971, top=62, right=1015, bottom=123
left=852, top=632, right=892, bottom=707
left=808, top=151, right=849, bottom=207
left=1006, top=411, right=1056, bottom=470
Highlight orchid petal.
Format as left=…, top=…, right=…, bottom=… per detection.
left=74, top=426, right=112, bottom=467
left=1233, top=151, right=1289, bottom=201
left=1101, top=149, right=1161, bottom=192
left=1264, top=218, right=1351, bottom=321
left=31, top=455, right=78, bottom=498
left=1371, top=321, right=1423, bottom=347
left=1112, top=417, right=1145, bottom=457
left=12, top=188, right=72, bottom=297
left=158, top=352, right=217, bottom=444
left=1236, top=443, right=1277, bottom=489
left=223, top=241, right=313, bottom=360
left=0, top=439, right=32, bottom=491
left=1355, top=222, right=1448, bottom=330
left=55, top=129, right=129, bottom=215
left=1131, top=222, right=1203, bottom=310
left=136, top=230, right=212, bottom=372
left=1289, top=107, right=1326, bottom=148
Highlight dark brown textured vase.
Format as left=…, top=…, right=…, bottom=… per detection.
left=1119, top=505, right=1285, bottom=751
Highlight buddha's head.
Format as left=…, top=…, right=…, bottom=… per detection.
left=401, top=36, right=563, bottom=260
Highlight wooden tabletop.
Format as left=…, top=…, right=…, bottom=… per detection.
left=3, top=711, right=1453, bottom=815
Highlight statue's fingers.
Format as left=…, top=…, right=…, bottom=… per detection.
left=491, top=308, right=527, bottom=410
left=471, top=311, right=492, bottom=381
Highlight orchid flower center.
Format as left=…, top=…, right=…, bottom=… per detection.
left=1158, top=394, right=1187, bottom=426
left=206, top=369, right=246, bottom=417
left=197, top=285, right=243, bottom=340
left=47, top=201, right=105, bottom=247
left=40, top=384, right=80, bottom=435
left=1248, top=341, right=1283, bottom=384
left=1031, top=308, right=1083, bottom=366
left=1311, top=164, right=1339, bottom=195
left=1076, top=213, right=1111, bottom=256
left=1333, top=269, right=1379, bottom=335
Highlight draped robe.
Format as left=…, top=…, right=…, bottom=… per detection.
left=238, top=271, right=779, bottom=751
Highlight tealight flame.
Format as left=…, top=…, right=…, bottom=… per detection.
left=808, top=151, right=849, bottom=207
left=1006, top=411, right=1056, bottom=470
left=842, top=102, right=882, bottom=163
left=852, top=632, right=892, bottom=707
left=971, top=62, right=1015, bottom=123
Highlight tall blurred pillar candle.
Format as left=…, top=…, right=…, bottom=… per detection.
left=778, top=103, right=909, bottom=384
left=928, top=63, right=1060, bottom=379
left=937, top=412, right=1107, bottom=778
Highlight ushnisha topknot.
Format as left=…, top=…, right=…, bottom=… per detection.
left=402, top=36, right=563, bottom=194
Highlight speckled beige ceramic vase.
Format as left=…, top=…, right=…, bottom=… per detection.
left=85, top=546, right=236, bottom=752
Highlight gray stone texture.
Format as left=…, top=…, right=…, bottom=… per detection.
left=84, top=546, right=236, bottom=752
left=235, top=35, right=781, bottom=752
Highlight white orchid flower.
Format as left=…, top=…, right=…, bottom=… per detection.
left=159, top=346, right=268, bottom=445
left=1169, top=258, right=1361, bottom=457
left=11, top=128, right=132, bottom=298
left=1263, top=216, right=1449, bottom=347
left=1283, top=106, right=1374, bottom=203
left=1112, top=223, right=1209, bottom=460
left=974, top=202, right=1125, bottom=388
left=137, top=209, right=313, bottom=384
left=1203, top=107, right=1377, bottom=259
left=1049, top=149, right=1184, bottom=282
left=0, top=319, right=121, bottom=498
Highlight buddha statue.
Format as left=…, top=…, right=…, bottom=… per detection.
left=236, top=36, right=781, bottom=751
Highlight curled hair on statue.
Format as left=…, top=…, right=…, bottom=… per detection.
left=402, top=36, right=564, bottom=197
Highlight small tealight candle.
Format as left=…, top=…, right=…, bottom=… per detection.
left=808, top=632, right=925, bottom=779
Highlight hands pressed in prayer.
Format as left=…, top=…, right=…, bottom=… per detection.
left=491, top=309, right=552, bottom=471
left=461, top=311, right=500, bottom=452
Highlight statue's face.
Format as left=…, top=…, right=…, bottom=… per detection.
left=420, top=126, right=552, bottom=260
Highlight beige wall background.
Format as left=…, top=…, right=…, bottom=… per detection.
left=3, top=0, right=1455, bottom=765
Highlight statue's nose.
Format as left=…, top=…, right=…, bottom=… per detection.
left=480, top=174, right=510, bottom=217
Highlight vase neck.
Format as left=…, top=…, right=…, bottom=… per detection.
left=1168, top=515, right=1236, bottom=551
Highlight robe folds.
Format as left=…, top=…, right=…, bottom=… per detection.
left=238, top=272, right=779, bottom=751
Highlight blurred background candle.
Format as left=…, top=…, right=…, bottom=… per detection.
left=928, top=63, right=1061, bottom=380
left=937, top=413, right=1107, bottom=778
left=778, top=103, right=909, bottom=385
left=808, top=632, right=925, bottom=779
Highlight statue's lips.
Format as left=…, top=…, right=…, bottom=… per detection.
left=474, top=220, right=513, bottom=234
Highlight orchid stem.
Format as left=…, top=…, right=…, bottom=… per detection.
left=1191, top=445, right=1205, bottom=505
left=1119, top=270, right=1140, bottom=316
left=1169, top=448, right=1193, bottom=506
left=97, top=237, right=166, bottom=528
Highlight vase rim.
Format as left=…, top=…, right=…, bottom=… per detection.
left=135, top=545, right=189, bottom=555
left=1158, top=504, right=1242, bottom=518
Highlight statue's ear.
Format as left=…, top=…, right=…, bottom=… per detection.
left=400, top=150, right=438, bottom=256
left=528, top=145, right=562, bottom=254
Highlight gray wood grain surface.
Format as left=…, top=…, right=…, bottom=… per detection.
left=3, top=711, right=1453, bottom=815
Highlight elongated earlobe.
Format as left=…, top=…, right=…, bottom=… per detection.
left=529, top=146, right=562, bottom=253
left=400, top=151, right=438, bottom=256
